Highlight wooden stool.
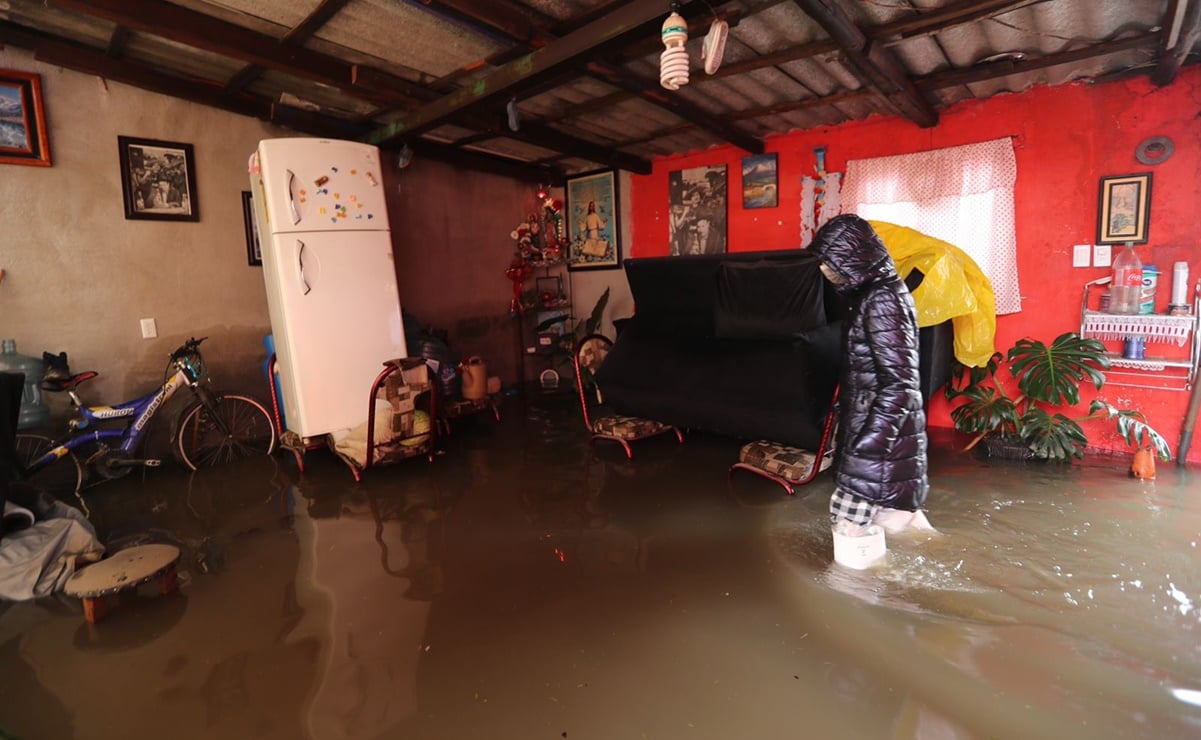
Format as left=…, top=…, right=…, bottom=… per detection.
left=64, top=543, right=181, bottom=624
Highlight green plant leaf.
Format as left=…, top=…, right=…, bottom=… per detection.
left=1019, top=407, right=1088, bottom=462
left=1008, top=332, right=1109, bottom=406
left=1087, top=400, right=1173, bottom=460
left=944, top=352, right=1003, bottom=401
left=949, top=384, right=1018, bottom=436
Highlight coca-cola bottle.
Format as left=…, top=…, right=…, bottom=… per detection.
left=1109, top=242, right=1142, bottom=315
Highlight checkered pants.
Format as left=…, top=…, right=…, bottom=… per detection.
left=829, top=487, right=877, bottom=527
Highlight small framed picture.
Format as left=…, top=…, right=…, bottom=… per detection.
left=242, top=190, right=262, bottom=266
left=1097, top=173, right=1152, bottom=244
left=741, top=153, right=778, bottom=209
left=117, top=135, right=199, bottom=221
left=0, top=68, right=52, bottom=167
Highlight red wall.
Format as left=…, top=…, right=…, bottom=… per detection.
left=629, top=67, right=1201, bottom=463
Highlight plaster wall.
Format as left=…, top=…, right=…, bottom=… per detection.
left=0, top=47, right=286, bottom=414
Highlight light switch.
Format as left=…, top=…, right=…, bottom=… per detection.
left=140, top=318, right=157, bottom=339
left=1073, top=244, right=1091, bottom=267
left=1093, top=244, right=1112, bottom=268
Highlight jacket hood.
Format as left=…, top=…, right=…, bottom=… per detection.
left=808, top=214, right=897, bottom=293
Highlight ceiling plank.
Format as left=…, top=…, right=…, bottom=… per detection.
left=410, top=138, right=564, bottom=183
left=792, top=0, right=938, bottom=127
left=226, top=0, right=354, bottom=93
left=45, top=0, right=426, bottom=107
left=362, top=1, right=691, bottom=146
left=586, top=61, right=764, bottom=154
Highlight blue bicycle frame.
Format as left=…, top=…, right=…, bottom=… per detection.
left=24, top=366, right=191, bottom=472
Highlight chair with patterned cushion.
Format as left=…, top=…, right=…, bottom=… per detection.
left=728, top=390, right=838, bottom=495
left=573, top=334, right=683, bottom=459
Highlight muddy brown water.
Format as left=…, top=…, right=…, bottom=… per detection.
left=1, top=393, right=1198, bottom=739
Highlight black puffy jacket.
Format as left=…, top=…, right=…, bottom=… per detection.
left=809, top=215, right=928, bottom=511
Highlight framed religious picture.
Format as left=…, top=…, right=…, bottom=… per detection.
left=565, top=169, right=621, bottom=270
left=668, top=164, right=727, bottom=256
left=118, top=135, right=200, bottom=221
left=1096, top=173, right=1152, bottom=245
left=741, top=153, right=778, bottom=208
left=0, top=69, right=52, bottom=167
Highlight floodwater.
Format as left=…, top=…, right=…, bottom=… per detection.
left=1, top=392, right=1199, bottom=739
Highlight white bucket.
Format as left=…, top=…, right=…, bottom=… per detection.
left=832, top=524, right=886, bottom=569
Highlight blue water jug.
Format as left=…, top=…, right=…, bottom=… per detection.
left=0, top=339, right=51, bottom=429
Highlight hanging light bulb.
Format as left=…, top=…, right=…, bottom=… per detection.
left=660, top=8, right=690, bottom=91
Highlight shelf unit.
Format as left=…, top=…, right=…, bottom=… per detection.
left=1080, top=277, right=1200, bottom=391
left=517, top=258, right=574, bottom=391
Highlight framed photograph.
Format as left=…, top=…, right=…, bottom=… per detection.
left=118, top=135, right=199, bottom=221
left=0, top=69, right=52, bottom=167
left=668, top=164, right=727, bottom=256
left=566, top=169, right=621, bottom=270
left=1097, top=173, right=1152, bottom=244
left=242, top=190, right=262, bottom=266
left=741, top=153, right=777, bottom=209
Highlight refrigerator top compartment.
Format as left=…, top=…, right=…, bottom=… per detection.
left=252, top=138, right=389, bottom=235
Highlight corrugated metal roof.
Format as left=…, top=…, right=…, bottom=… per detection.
left=0, top=0, right=1193, bottom=179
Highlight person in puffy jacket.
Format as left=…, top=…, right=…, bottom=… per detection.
left=808, top=214, right=933, bottom=535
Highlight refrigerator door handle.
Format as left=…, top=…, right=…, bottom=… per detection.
left=286, top=169, right=300, bottom=225
left=297, top=240, right=312, bottom=295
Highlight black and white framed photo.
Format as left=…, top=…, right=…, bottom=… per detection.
left=118, top=135, right=199, bottom=221
left=668, top=164, right=727, bottom=256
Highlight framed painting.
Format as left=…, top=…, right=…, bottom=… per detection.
left=1097, top=173, right=1151, bottom=245
left=566, top=169, right=621, bottom=270
left=668, top=164, right=727, bottom=256
left=242, top=190, right=262, bottom=266
left=741, top=153, right=777, bottom=209
left=0, top=69, right=52, bottom=167
left=118, top=135, right=199, bottom=221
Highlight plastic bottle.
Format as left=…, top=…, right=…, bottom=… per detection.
left=1171, top=261, right=1190, bottom=306
left=1139, top=265, right=1158, bottom=314
left=1109, top=242, right=1143, bottom=315
left=0, top=339, right=51, bottom=429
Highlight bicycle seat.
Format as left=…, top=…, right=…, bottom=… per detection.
left=42, top=371, right=99, bottom=393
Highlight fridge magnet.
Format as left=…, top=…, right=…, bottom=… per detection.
left=668, top=164, right=727, bottom=256
left=241, top=190, right=262, bottom=266
left=1097, top=172, right=1152, bottom=245
left=741, top=153, right=777, bottom=209
left=118, top=135, right=199, bottom=221
left=566, top=169, right=621, bottom=271
left=0, top=68, right=52, bottom=167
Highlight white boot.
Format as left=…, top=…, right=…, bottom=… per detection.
left=832, top=521, right=886, bottom=569
left=873, top=507, right=936, bottom=534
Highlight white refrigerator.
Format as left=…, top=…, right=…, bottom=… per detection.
left=249, top=138, right=406, bottom=439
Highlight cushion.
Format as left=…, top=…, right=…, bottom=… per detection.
left=738, top=440, right=832, bottom=483
left=593, top=415, right=672, bottom=440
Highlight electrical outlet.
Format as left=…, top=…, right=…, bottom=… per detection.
left=1073, top=244, right=1091, bottom=267
left=1093, top=244, right=1112, bottom=268
left=140, top=318, right=157, bottom=339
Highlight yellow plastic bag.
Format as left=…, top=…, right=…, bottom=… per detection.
left=869, top=221, right=997, bottom=368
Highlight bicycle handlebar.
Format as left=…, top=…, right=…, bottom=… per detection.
left=170, top=336, right=207, bottom=361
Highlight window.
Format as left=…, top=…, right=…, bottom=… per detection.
left=842, top=138, right=1020, bottom=315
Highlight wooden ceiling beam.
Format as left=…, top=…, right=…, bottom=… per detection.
left=792, top=0, right=938, bottom=127
left=1152, top=0, right=1201, bottom=85
left=226, top=0, right=354, bottom=94
left=45, top=0, right=425, bottom=107
left=586, top=61, right=764, bottom=154
left=410, top=138, right=564, bottom=184
left=362, top=1, right=696, bottom=146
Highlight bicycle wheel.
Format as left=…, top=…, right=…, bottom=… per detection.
left=14, top=433, right=84, bottom=503
left=175, top=394, right=278, bottom=471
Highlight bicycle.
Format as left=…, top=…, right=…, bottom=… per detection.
left=14, top=337, right=278, bottom=514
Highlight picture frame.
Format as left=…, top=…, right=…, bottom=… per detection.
left=0, top=68, right=52, bottom=167
left=668, top=164, right=728, bottom=256
left=242, top=190, right=262, bottom=266
left=565, top=169, right=621, bottom=271
left=741, top=153, right=777, bottom=209
left=117, top=135, right=199, bottom=221
left=1097, top=173, right=1152, bottom=245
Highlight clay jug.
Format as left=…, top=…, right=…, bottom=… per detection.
left=1130, top=445, right=1156, bottom=480
left=460, top=356, right=488, bottom=400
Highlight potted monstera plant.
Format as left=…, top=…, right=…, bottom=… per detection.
left=945, top=332, right=1171, bottom=465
